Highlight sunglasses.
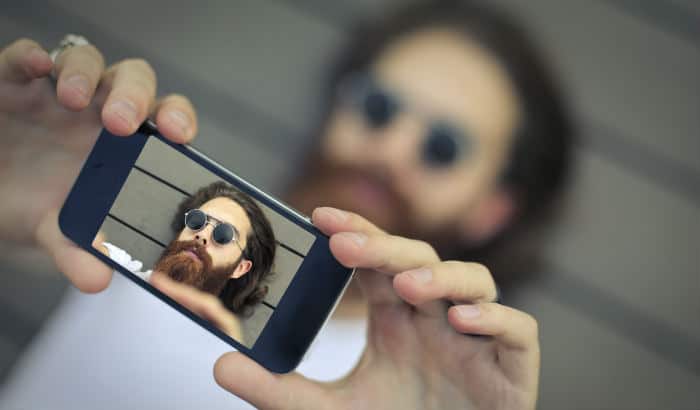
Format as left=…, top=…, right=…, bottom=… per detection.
left=339, top=73, right=473, bottom=168
left=184, top=209, right=243, bottom=251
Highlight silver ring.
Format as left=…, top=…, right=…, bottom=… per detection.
left=49, top=34, right=91, bottom=79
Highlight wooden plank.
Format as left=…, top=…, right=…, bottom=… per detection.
left=57, top=0, right=343, bottom=135
left=109, top=168, right=185, bottom=246
left=136, top=136, right=316, bottom=255
left=541, top=149, right=700, bottom=339
left=510, top=286, right=700, bottom=410
left=266, top=246, right=303, bottom=306
left=239, top=303, right=273, bottom=348
left=108, top=169, right=304, bottom=308
left=672, top=0, right=700, bottom=15
left=104, top=207, right=274, bottom=347
left=487, top=0, right=700, bottom=175
left=100, top=216, right=163, bottom=271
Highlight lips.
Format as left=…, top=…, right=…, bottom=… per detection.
left=183, top=249, right=201, bottom=263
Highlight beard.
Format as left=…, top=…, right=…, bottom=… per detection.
left=154, top=239, right=242, bottom=297
left=287, top=152, right=464, bottom=245
left=286, top=153, right=411, bottom=236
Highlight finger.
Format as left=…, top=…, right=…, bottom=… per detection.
left=312, top=207, right=385, bottom=237
left=214, top=352, right=326, bottom=410
left=393, top=261, right=497, bottom=316
left=329, top=230, right=439, bottom=274
left=53, top=43, right=105, bottom=110
left=0, top=38, right=53, bottom=83
left=448, top=303, right=540, bottom=386
left=35, top=209, right=112, bottom=293
left=152, top=93, right=198, bottom=143
left=100, top=58, right=157, bottom=136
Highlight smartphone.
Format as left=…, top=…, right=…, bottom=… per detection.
left=58, top=121, right=354, bottom=373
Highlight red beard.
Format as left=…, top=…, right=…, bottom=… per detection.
left=154, top=239, right=240, bottom=297
left=286, top=154, right=412, bottom=237
left=285, top=151, right=465, bottom=257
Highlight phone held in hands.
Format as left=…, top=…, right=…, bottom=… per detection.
left=58, top=121, right=354, bottom=373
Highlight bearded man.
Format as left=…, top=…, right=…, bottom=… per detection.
left=96, top=181, right=276, bottom=339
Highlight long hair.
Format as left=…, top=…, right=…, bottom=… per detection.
left=172, top=181, right=276, bottom=316
left=308, top=0, right=574, bottom=286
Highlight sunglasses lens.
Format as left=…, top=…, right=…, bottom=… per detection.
left=185, top=209, right=207, bottom=230
left=213, top=224, right=234, bottom=245
left=362, top=88, right=397, bottom=129
left=423, top=124, right=461, bottom=167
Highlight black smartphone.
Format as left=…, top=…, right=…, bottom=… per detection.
left=58, top=121, right=354, bottom=373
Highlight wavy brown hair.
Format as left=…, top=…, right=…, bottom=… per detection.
left=171, top=181, right=276, bottom=317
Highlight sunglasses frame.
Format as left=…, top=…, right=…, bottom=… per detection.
left=184, top=208, right=244, bottom=252
left=338, top=71, right=473, bottom=168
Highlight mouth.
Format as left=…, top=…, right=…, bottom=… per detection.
left=183, top=249, right=201, bottom=263
left=344, top=174, right=393, bottom=212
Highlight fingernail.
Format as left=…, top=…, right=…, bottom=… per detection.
left=64, top=74, right=90, bottom=100
left=407, top=268, right=432, bottom=284
left=167, top=109, right=191, bottom=136
left=456, top=305, right=481, bottom=319
left=323, top=207, right=348, bottom=222
left=28, top=48, right=51, bottom=68
left=108, top=99, right=138, bottom=129
left=343, top=232, right=366, bottom=247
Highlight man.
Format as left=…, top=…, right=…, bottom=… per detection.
left=96, top=181, right=276, bottom=340
left=288, top=2, right=571, bottom=290
left=0, top=2, right=568, bottom=409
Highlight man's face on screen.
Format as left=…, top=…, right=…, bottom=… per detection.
left=154, top=197, right=253, bottom=294
left=301, top=28, right=520, bottom=246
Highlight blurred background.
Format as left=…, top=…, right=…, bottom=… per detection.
left=1, top=0, right=699, bottom=409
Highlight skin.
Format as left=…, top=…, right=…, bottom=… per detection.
left=0, top=38, right=198, bottom=292
left=176, top=197, right=253, bottom=279
left=0, top=37, right=540, bottom=409
left=96, top=197, right=254, bottom=337
left=318, top=28, right=520, bottom=238
left=151, top=272, right=243, bottom=341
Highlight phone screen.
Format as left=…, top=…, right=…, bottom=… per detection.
left=92, top=135, right=317, bottom=348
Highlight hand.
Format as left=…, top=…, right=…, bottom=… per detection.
left=0, top=38, right=198, bottom=292
left=213, top=207, right=540, bottom=410
left=150, top=272, right=243, bottom=341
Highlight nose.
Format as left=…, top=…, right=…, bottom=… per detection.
left=193, top=224, right=214, bottom=246
left=365, top=112, right=423, bottom=180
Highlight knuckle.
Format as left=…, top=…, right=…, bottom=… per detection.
left=479, top=302, right=496, bottom=317
left=80, top=44, right=105, bottom=68
left=469, top=262, right=492, bottom=279
left=162, top=93, right=194, bottom=109
left=12, top=38, right=40, bottom=51
left=467, top=262, right=496, bottom=301
left=414, top=239, right=438, bottom=260
left=524, top=313, right=539, bottom=338
left=122, top=57, right=156, bottom=83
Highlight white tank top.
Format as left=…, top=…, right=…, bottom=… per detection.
left=0, top=261, right=367, bottom=409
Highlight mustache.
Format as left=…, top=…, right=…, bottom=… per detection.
left=155, top=239, right=213, bottom=289
left=315, top=158, right=408, bottom=208
left=161, top=239, right=212, bottom=266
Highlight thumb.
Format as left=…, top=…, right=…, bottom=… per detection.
left=35, top=209, right=112, bottom=293
left=214, top=352, right=329, bottom=410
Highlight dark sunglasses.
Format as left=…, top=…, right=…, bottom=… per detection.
left=184, top=209, right=243, bottom=251
left=339, top=73, right=473, bottom=168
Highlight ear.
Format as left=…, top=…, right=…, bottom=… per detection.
left=230, top=259, right=253, bottom=279
left=459, top=189, right=515, bottom=245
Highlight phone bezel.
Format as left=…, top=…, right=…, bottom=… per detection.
left=58, top=124, right=354, bottom=373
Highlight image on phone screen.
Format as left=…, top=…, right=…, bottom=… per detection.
left=91, top=135, right=317, bottom=348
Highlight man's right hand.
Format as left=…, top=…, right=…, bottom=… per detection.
left=0, top=38, right=199, bottom=292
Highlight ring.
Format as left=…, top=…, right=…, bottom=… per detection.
left=48, top=34, right=91, bottom=79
